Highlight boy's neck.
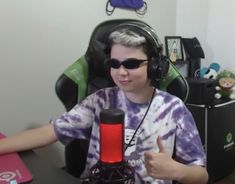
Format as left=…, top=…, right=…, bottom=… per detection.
left=124, top=87, right=155, bottom=104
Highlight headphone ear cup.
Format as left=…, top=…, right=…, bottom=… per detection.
left=104, top=58, right=109, bottom=70
left=103, top=58, right=116, bottom=86
left=160, top=56, right=170, bottom=78
left=147, top=56, right=169, bottom=85
left=148, top=57, right=160, bottom=81
left=104, top=58, right=111, bottom=76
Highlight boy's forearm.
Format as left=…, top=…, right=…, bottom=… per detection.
left=174, top=162, right=208, bottom=184
left=0, top=123, right=57, bottom=154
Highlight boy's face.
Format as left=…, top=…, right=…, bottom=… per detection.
left=110, top=44, right=151, bottom=94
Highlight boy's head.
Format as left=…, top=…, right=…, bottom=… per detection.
left=105, top=23, right=169, bottom=86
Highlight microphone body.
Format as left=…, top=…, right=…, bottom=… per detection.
left=89, top=109, right=135, bottom=184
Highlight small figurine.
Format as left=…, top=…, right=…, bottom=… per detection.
left=199, top=62, right=220, bottom=79
left=214, top=70, right=235, bottom=100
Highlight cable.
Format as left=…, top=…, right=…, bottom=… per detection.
left=124, top=88, right=156, bottom=151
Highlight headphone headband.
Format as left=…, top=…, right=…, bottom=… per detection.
left=110, top=21, right=163, bottom=57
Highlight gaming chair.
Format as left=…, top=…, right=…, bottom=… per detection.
left=55, top=19, right=189, bottom=178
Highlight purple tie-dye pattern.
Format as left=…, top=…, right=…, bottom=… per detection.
left=96, top=90, right=107, bottom=101
left=91, top=130, right=99, bottom=140
left=161, top=128, right=176, bottom=140
left=157, top=90, right=173, bottom=103
left=125, top=100, right=149, bottom=130
left=51, top=88, right=206, bottom=183
left=155, top=100, right=179, bottom=122
left=86, top=134, right=99, bottom=159
left=108, top=90, right=119, bottom=108
left=138, top=144, right=152, bottom=152
left=66, top=114, right=82, bottom=122
left=171, top=103, right=206, bottom=165
left=126, top=98, right=148, bottom=113
left=172, top=108, right=184, bottom=122
left=79, top=102, right=94, bottom=112
left=97, top=100, right=103, bottom=109
left=138, top=131, right=152, bottom=150
left=127, top=115, right=140, bottom=129
left=94, top=114, right=100, bottom=126
left=59, top=113, right=81, bottom=123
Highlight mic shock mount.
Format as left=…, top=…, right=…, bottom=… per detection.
left=89, top=161, right=135, bottom=184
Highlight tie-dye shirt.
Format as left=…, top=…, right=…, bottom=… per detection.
left=52, top=87, right=206, bottom=184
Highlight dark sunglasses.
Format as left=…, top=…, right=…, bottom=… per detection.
left=108, top=58, right=147, bottom=69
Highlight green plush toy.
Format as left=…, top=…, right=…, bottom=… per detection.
left=214, top=70, right=235, bottom=99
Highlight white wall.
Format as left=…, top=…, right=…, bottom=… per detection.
left=0, top=0, right=176, bottom=166
left=206, top=0, right=235, bottom=71
left=176, top=0, right=209, bottom=46
left=176, top=0, right=235, bottom=71
left=175, top=0, right=209, bottom=75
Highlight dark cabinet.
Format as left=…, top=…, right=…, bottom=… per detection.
left=187, top=99, right=235, bottom=182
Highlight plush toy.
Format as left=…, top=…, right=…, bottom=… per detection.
left=199, top=62, right=220, bottom=79
left=214, top=70, right=235, bottom=99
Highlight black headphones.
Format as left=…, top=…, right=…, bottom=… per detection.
left=105, top=21, right=169, bottom=87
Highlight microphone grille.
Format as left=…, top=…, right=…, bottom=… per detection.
left=100, top=109, right=124, bottom=124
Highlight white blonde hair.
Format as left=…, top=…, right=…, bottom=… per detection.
left=109, top=28, right=146, bottom=47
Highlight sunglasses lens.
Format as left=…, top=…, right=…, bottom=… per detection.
left=109, top=59, right=121, bottom=69
left=108, top=58, right=146, bottom=69
left=122, top=59, right=141, bottom=69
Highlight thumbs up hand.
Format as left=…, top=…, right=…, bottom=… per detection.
left=144, top=136, right=177, bottom=180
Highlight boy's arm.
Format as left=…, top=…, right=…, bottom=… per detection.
left=173, top=163, right=208, bottom=184
left=0, top=123, right=57, bottom=154
left=145, top=137, right=208, bottom=184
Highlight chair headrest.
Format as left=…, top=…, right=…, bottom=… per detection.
left=85, top=19, right=160, bottom=79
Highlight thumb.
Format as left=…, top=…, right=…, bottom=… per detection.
left=157, top=136, right=166, bottom=153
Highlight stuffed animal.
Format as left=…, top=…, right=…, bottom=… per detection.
left=199, top=62, right=220, bottom=79
left=214, top=70, right=235, bottom=99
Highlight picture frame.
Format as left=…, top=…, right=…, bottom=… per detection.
left=165, top=36, right=184, bottom=63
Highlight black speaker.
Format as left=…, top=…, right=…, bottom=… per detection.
left=182, top=37, right=205, bottom=59
left=186, top=78, right=217, bottom=105
left=182, top=37, right=205, bottom=78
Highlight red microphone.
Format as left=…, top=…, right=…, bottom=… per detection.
left=100, top=108, right=124, bottom=164
left=89, top=109, right=135, bottom=184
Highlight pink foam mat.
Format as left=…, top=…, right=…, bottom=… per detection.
left=0, top=133, right=33, bottom=184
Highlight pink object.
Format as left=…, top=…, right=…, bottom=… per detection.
left=0, top=133, right=33, bottom=184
